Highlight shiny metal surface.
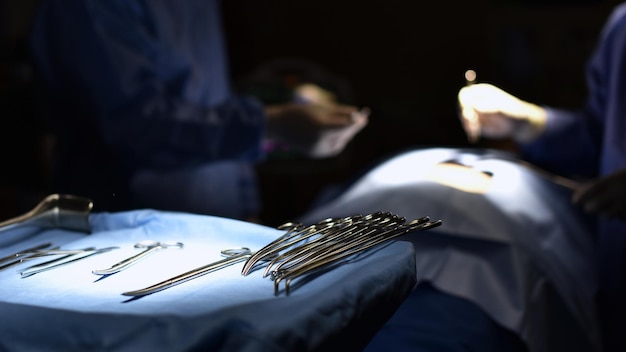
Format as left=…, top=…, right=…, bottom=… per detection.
left=121, top=247, right=252, bottom=297
left=92, top=240, right=184, bottom=275
left=0, top=194, right=93, bottom=234
left=20, top=246, right=119, bottom=278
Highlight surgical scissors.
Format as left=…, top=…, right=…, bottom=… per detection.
left=121, top=247, right=252, bottom=297
left=92, top=240, right=184, bottom=275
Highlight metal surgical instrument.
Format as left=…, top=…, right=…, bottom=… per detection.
left=0, top=243, right=59, bottom=272
left=241, top=211, right=442, bottom=294
left=20, top=246, right=119, bottom=278
left=121, top=247, right=252, bottom=297
left=18, top=248, right=102, bottom=259
left=0, top=244, right=109, bottom=271
left=0, top=242, right=53, bottom=266
left=92, top=240, right=184, bottom=275
left=272, top=217, right=442, bottom=294
left=0, top=194, right=93, bottom=234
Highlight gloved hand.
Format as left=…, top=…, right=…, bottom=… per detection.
left=572, top=168, right=626, bottom=221
left=457, top=83, right=547, bottom=143
left=293, top=83, right=338, bottom=106
left=264, top=102, right=369, bottom=158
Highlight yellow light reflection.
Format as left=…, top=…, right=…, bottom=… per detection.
left=424, top=162, right=492, bottom=194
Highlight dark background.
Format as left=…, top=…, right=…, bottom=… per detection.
left=0, top=0, right=620, bottom=225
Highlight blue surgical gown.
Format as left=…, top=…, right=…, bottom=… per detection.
left=520, top=4, right=626, bottom=350
left=29, top=0, right=265, bottom=218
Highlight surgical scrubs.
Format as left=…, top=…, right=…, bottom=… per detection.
left=29, top=0, right=265, bottom=219
left=520, top=4, right=626, bottom=351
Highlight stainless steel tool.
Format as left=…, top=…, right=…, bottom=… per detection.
left=93, top=240, right=184, bottom=275
left=0, top=194, right=93, bottom=234
left=20, top=246, right=119, bottom=278
left=121, top=247, right=252, bottom=297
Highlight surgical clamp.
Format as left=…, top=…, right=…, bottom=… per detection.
left=20, top=246, right=119, bottom=278
left=121, top=247, right=251, bottom=297
left=0, top=242, right=53, bottom=268
left=92, top=240, right=184, bottom=275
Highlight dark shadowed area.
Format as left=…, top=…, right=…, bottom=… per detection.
left=0, top=0, right=619, bottom=225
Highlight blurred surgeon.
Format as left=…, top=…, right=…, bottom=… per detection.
left=458, top=3, right=626, bottom=351
left=28, top=0, right=368, bottom=221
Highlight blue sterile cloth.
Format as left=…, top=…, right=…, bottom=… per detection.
left=364, top=282, right=527, bottom=352
left=300, top=147, right=600, bottom=352
left=0, top=210, right=417, bottom=352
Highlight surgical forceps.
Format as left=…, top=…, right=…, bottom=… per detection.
left=241, top=213, right=380, bottom=276
left=243, top=212, right=442, bottom=294
left=20, top=246, right=119, bottom=278
left=121, top=247, right=252, bottom=297
left=92, top=240, right=184, bottom=275
left=0, top=242, right=52, bottom=263
left=240, top=217, right=346, bottom=276
left=0, top=242, right=57, bottom=271
left=0, top=244, right=100, bottom=271
left=272, top=217, right=442, bottom=293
